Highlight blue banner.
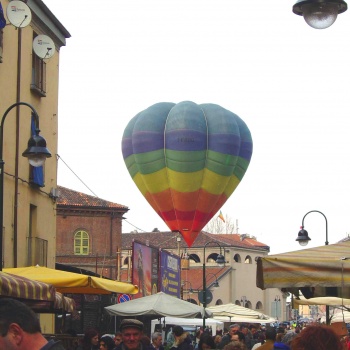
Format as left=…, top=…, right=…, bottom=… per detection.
left=160, top=250, right=180, bottom=298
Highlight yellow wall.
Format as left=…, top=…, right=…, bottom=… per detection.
left=0, top=0, right=69, bottom=269
left=0, top=0, right=70, bottom=333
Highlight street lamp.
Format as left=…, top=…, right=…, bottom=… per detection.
left=295, top=210, right=330, bottom=323
left=295, top=210, right=328, bottom=247
left=293, top=0, right=347, bottom=29
left=0, top=102, right=51, bottom=270
left=206, top=273, right=220, bottom=288
left=202, top=241, right=225, bottom=329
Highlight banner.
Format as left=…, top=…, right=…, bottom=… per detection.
left=160, top=250, right=180, bottom=298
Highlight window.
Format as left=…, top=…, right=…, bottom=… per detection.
left=244, top=255, right=252, bottom=264
left=31, top=33, right=46, bottom=96
left=31, top=53, right=46, bottom=96
left=27, top=205, right=48, bottom=266
left=74, top=230, right=89, bottom=255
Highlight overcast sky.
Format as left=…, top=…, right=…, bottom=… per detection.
left=42, top=0, right=350, bottom=255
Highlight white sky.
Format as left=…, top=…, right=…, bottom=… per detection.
left=42, top=0, right=350, bottom=255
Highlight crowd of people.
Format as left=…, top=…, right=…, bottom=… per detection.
left=1, top=298, right=350, bottom=350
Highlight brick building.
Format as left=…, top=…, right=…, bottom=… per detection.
left=56, top=186, right=128, bottom=279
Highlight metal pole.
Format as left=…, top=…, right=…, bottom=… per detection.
left=0, top=102, right=40, bottom=271
left=203, top=244, right=206, bottom=329
left=301, top=210, right=329, bottom=323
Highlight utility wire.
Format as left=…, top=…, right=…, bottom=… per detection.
left=57, top=154, right=149, bottom=233
left=56, top=154, right=98, bottom=197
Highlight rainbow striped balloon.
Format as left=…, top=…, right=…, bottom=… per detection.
left=122, top=101, right=253, bottom=247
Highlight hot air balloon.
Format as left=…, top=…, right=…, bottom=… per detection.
left=122, top=101, right=253, bottom=247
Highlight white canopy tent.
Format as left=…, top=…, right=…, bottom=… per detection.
left=105, top=292, right=212, bottom=318
left=206, top=303, right=276, bottom=323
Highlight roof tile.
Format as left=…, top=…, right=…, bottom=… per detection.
left=56, top=186, right=128, bottom=210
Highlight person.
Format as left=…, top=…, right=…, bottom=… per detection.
left=290, top=324, right=343, bottom=350
left=214, top=335, right=222, bottom=348
left=167, top=327, right=175, bottom=347
left=115, top=333, right=123, bottom=348
left=197, top=333, right=216, bottom=350
left=217, top=325, right=240, bottom=349
left=251, top=332, right=265, bottom=350
left=0, top=298, right=66, bottom=350
left=169, top=326, right=193, bottom=350
left=231, top=331, right=246, bottom=346
left=280, top=332, right=297, bottom=348
left=272, top=343, right=290, bottom=350
left=115, top=319, right=145, bottom=350
left=100, top=336, right=115, bottom=350
left=148, top=333, right=164, bottom=350
left=223, top=341, right=246, bottom=350
left=77, top=328, right=99, bottom=350
left=255, top=327, right=276, bottom=350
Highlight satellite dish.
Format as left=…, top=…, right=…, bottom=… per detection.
left=33, top=35, right=55, bottom=59
left=6, top=0, right=32, bottom=28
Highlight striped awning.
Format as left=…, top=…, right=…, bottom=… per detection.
left=55, top=292, right=75, bottom=312
left=256, top=241, right=350, bottom=298
left=0, top=271, right=55, bottom=301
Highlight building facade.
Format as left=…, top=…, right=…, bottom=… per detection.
left=56, top=186, right=129, bottom=279
left=0, top=0, right=70, bottom=269
left=121, top=231, right=286, bottom=320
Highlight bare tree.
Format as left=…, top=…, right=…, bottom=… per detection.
left=204, top=214, right=236, bottom=234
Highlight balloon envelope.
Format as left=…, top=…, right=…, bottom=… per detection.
left=122, top=101, right=253, bottom=246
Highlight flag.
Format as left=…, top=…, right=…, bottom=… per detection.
left=31, top=113, right=44, bottom=187
left=0, top=2, right=6, bottom=29
left=218, top=210, right=225, bottom=223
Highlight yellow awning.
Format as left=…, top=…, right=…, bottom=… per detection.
left=4, top=266, right=138, bottom=295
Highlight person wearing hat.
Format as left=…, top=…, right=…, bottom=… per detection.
left=115, top=319, right=145, bottom=350
left=169, top=326, right=193, bottom=350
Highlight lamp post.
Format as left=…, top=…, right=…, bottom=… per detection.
left=202, top=241, right=225, bottom=329
left=292, top=0, right=347, bottom=29
left=295, top=210, right=330, bottom=323
left=0, top=102, right=51, bottom=270
left=274, top=295, right=281, bottom=321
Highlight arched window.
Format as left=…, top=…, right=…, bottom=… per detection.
left=207, top=253, right=220, bottom=263
left=256, top=301, right=263, bottom=310
left=245, top=300, right=252, bottom=309
left=234, top=254, right=241, bottom=263
left=189, top=254, right=200, bottom=263
left=186, top=298, right=198, bottom=305
left=123, top=256, right=129, bottom=266
left=244, top=255, right=252, bottom=264
left=74, top=230, right=89, bottom=255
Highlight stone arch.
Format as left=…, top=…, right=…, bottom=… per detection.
left=244, top=255, right=252, bottom=264
left=234, top=254, right=241, bottom=263
left=256, top=301, right=263, bottom=310
left=189, top=253, right=200, bottom=263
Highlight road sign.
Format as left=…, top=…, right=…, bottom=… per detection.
left=118, top=294, right=131, bottom=303
left=198, top=290, right=213, bottom=304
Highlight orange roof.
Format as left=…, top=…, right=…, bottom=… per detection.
left=56, top=186, right=128, bottom=210
left=122, top=231, right=269, bottom=251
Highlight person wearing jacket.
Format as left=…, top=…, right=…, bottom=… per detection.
left=169, top=326, right=193, bottom=350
